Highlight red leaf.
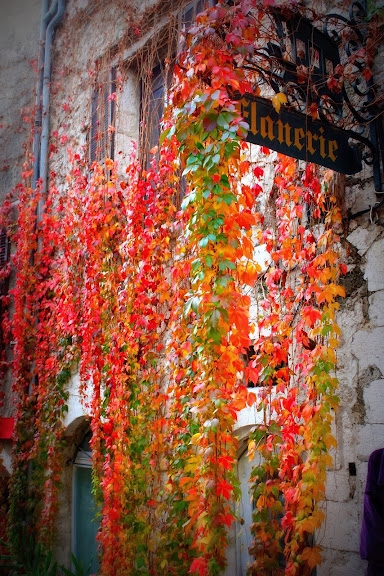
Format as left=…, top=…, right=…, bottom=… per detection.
left=302, top=306, right=322, bottom=327
left=253, top=166, right=264, bottom=178
left=218, top=454, right=234, bottom=470
left=216, top=478, right=233, bottom=499
left=218, top=511, right=234, bottom=528
left=190, top=558, right=208, bottom=576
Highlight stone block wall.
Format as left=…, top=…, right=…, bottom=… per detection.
left=0, top=1, right=383, bottom=574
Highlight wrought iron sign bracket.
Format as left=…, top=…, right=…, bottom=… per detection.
left=241, top=1, right=384, bottom=194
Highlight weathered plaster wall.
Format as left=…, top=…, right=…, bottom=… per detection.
left=320, top=214, right=384, bottom=576
left=0, top=0, right=41, bottom=477
left=0, top=0, right=41, bottom=205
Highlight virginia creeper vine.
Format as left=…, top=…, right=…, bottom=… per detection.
left=2, top=1, right=350, bottom=575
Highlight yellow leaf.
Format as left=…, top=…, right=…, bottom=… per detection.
left=190, top=432, right=202, bottom=445
left=184, top=456, right=201, bottom=473
left=328, top=337, right=339, bottom=349
left=333, top=322, right=341, bottom=335
left=323, top=453, right=334, bottom=468
left=271, top=92, right=287, bottom=113
left=324, top=433, right=337, bottom=450
left=298, top=516, right=318, bottom=533
left=248, top=439, right=256, bottom=461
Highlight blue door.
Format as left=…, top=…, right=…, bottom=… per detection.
left=73, top=464, right=99, bottom=575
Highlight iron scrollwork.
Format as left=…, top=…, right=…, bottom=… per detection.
left=241, top=1, right=383, bottom=191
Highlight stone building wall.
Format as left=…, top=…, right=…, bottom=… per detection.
left=0, top=0, right=383, bottom=574
left=0, top=0, right=41, bottom=480
left=0, top=0, right=41, bottom=205
left=318, top=5, right=384, bottom=567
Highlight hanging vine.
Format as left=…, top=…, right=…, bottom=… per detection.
left=1, top=0, right=358, bottom=575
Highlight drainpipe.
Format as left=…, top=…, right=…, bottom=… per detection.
left=36, top=0, right=66, bottom=223
left=25, top=0, right=66, bottom=508
left=28, top=0, right=65, bottom=393
left=32, top=0, right=60, bottom=191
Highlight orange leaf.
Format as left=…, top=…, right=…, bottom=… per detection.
left=301, top=546, right=323, bottom=569
left=179, top=476, right=193, bottom=487
left=235, top=211, right=256, bottom=230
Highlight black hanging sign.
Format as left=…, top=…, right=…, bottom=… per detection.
left=241, top=94, right=362, bottom=175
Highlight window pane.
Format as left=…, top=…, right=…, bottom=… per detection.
left=90, top=68, right=116, bottom=163
left=148, top=66, right=165, bottom=155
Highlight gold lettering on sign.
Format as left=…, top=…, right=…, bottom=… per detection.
left=241, top=97, right=340, bottom=164
left=329, top=139, right=338, bottom=161
left=277, top=120, right=292, bottom=146
left=319, top=127, right=326, bottom=159
left=241, top=99, right=258, bottom=135
left=307, top=130, right=316, bottom=155
left=250, top=101, right=258, bottom=135
left=294, top=128, right=305, bottom=151
left=260, top=116, right=274, bottom=141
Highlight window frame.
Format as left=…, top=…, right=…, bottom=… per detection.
left=89, top=66, right=117, bottom=164
left=136, top=0, right=215, bottom=163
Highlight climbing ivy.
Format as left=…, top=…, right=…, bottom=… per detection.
left=2, top=1, right=350, bottom=575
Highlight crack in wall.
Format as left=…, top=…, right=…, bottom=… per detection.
left=352, top=365, right=383, bottom=424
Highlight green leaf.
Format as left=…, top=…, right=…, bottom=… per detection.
left=182, top=164, right=199, bottom=176
left=186, top=154, right=202, bottom=166
left=218, top=259, right=236, bottom=271
left=215, top=275, right=233, bottom=288
left=322, top=324, right=332, bottom=336
left=221, top=193, right=237, bottom=205
left=210, top=309, right=221, bottom=327
left=207, top=327, right=222, bottom=344
left=205, top=255, right=213, bottom=267
left=220, top=174, right=230, bottom=187
left=181, top=192, right=196, bottom=210
left=217, top=114, right=230, bottom=129
left=191, top=297, right=201, bottom=312
left=159, top=124, right=175, bottom=144
left=213, top=217, right=224, bottom=228
left=191, top=258, right=201, bottom=272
